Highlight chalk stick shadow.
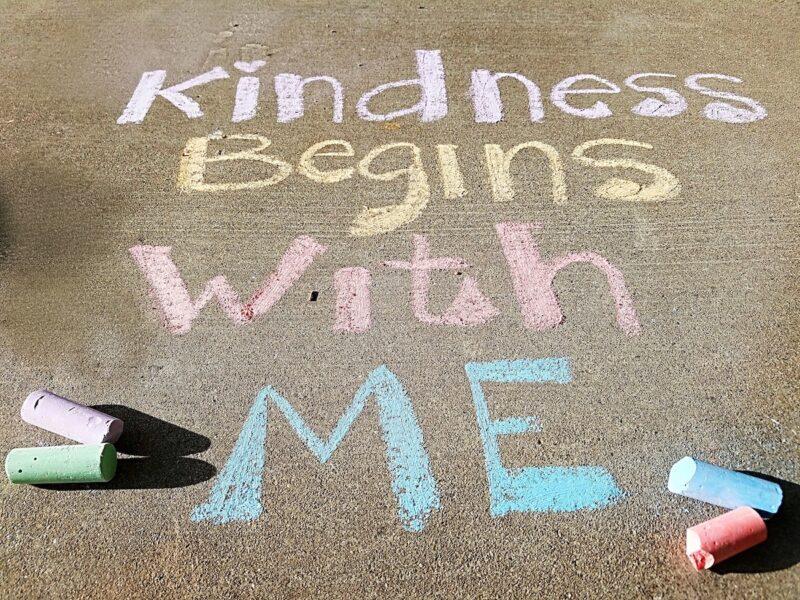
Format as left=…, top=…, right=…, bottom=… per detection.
left=92, top=405, right=210, bottom=457
left=36, top=405, right=216, bottom=490
left=713, top=472, right=800, bottom=574
left=36, top=457, right=216, bottom=490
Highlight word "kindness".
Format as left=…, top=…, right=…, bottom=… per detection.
left=118, top=49, right=767, bottom=126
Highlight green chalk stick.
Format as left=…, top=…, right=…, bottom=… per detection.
left=5, top=443, right=117, bottom=484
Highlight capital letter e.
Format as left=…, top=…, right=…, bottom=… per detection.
left=465, top=358, right=623, bottom=517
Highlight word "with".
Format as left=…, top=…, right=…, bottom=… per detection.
left=191, top=357, right=623, bottom=531
left=130, top=222, right=641, bottom=337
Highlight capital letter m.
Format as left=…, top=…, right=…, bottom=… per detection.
left=191, top=366, right=440, bottom=532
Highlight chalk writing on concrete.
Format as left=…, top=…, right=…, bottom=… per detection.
left=112, top=43, right=769, bottom=539
left=333, top=267, right=372, bottom=334
left=191, top=389, right=266, bottom=524
left=192, top=365, right=440, bottom=532
left=192, top=358, right=622, bottom=530
left=465, top=358, right=622, bottom=515
left=495, top=222, right=641, bottom=336
left=175, top=136, right=681, bottom=235
left=130, top=223, right=640, bottom=336
left=384, top=235, right=499, bottom=326
left=116, top=50, right=766, bottom=126
left=129, top=236, right=325, bottom=334
left=571, top=139, right=680, bottom=202
left=232, top=60, right=267, bottom=123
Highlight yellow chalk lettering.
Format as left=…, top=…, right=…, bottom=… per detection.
left=177, top=134, right=292, bottom=193
left=298, top=140, right=355, bottom=183
left=484, top=142, right=566, bottom=205
left=571, top=138, right=680, bottom=202
left=435, top=144, right=466, bottom=199
left=351, top=142, right=430, bottom=237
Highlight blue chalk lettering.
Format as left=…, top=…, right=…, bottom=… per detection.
left=465, top=358, right=623, bottom=516
left=191, top=365, right=440, bottom=532
left=191, top=389, right=267, bottom=524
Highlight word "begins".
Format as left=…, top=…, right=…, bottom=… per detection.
left=178, top=135, right=681, bottom=236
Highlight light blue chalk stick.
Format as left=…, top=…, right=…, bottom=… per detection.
left=668, top=456, right=783, bottom=516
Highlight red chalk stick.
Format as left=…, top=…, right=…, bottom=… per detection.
left=686, top=506, right=767, bottom=570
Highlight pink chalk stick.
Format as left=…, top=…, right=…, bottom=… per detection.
left=686, top=506, right=767, bottom=571
left=21, top=390, right=123, bottom=444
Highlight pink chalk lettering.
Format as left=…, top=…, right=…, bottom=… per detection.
left=495, top=222, right=641, bottom=336
left=357, top=49, right=447, bottom=122
left=385, top=235, right=498, bottom=326
left=129, top=236, right=326, bottom=334
left=334, top=267, right=372, bottom=334
left=117, top=67, right=230, bottom=124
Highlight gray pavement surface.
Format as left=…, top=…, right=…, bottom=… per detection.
left=0, top=1, right=798, bottom=598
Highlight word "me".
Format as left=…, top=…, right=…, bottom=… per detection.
left=191, top=357, right=623, bottom=531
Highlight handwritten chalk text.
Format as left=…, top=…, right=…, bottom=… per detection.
left=117, top=50, right=766, bottom=126
left=130, top=222, right=640, bottom=337
left=177, top=135, right=680, bottom=236
left=192, top=364, right=440, bottom=531
left=191, top=358, right=622, bottom=530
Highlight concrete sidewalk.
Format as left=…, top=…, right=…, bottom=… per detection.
left=0, top=1, right=798, bottom=598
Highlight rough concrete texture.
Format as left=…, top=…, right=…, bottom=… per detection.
left=0, top=1, right=798, bottom=598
